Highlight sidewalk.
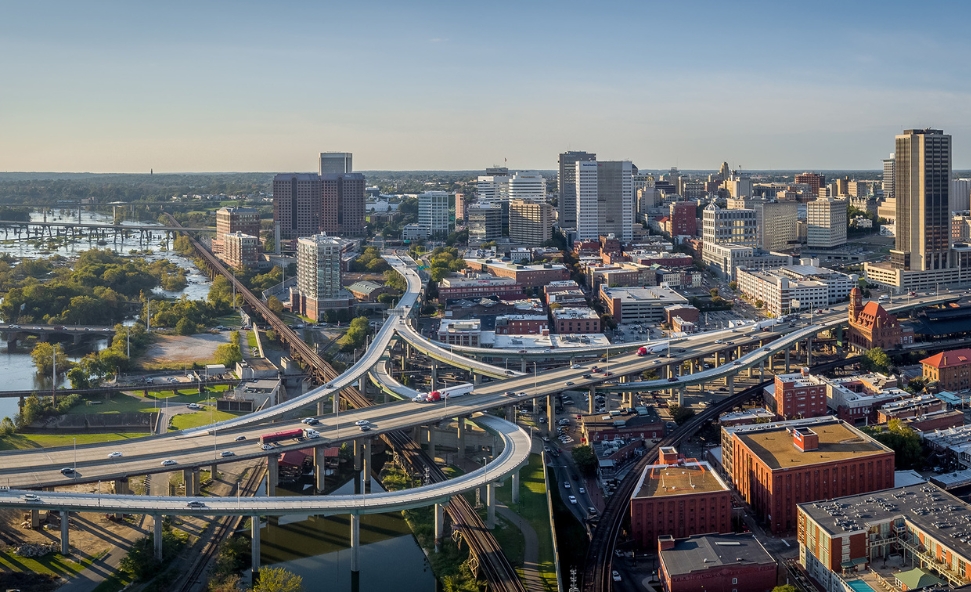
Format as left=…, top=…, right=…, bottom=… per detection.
left=496, top=504, right=545, bottom=592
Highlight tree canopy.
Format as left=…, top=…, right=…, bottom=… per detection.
left=864, top=419, right=922, bottom=469
left=860, top=347, right=892, bottom=373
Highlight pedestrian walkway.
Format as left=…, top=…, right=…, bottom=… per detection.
left=496, top=504, right=545, bottom=592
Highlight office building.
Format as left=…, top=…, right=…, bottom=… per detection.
left=723, top=171, right=753, bottom=199
left=728, top=418, right=894, bottom=533
left=752, top=200, right=798, bottom=251
left=464, top=259, right=570, bottom=288
left=437, top=276, right=522, bottom=301
left=558, top=151, right=596, bottom=229
left=922, top=348, right=971, bottom=392
left=668, top=201, right=697, bottom=237
left=891, top=128, right=951, bottom=272
left=506, top=171, right=546, bottom=201
left=807, top=197, right=847, bottom=248
left=735, top=269, right=829, bottom=318
left=319, top=152, right=352, bottom=175
left=417, top=191, right=451, bottom=239
left=508, top=199, right=552, bottom=245
left=795, top=172, right=826, bottom=197
left=437, top=319, right=482, bottom=347
left=551, top=307, right=600, bottom=334
left=703, top=243, right=792, bottom=279
left=467, top=203, right=503, bottom=241
left=599, top=285, right=689, bottom=324
left=952, top=178, right=971, bottom=213
left=292, top=233, right=348, bottom=321
left=630, top=447, right=732, bottom=547
left=702, top=203, right=758, bottom=247
left=658, top=534, right=777, bottom=592
left=596, top=161, right=634, bottom=242
left=273, top=171, right=366, bottom=240
left=477, top=173, right=510, bottom=201
left=798, top=484, right=971, bottom=592
left=575, top=160, right=600, bottom=240
left=882, top=154, right=895, bottom=199
left=222, top=232, right=259, bottom=269
left=766, top=370, right=831, bottom=419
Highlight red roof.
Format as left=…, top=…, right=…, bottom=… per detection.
left=922, top=348, right=971, bottom=370
left=278, top=449, right=311, bottom=466
left=855, top=301, right=896, bottom=328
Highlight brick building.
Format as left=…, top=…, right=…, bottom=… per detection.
left=551, top=307, right=601, bottom=334
left=437, top=276, right=523, bottom=301
left=847, top=287, right=913, bottom=351
left=728, top=419, right=894, bottom=533
left=922, top=348, right=971, bottom=391
left=580, top=410, right=664, bottom=444
left=464, top=259, right=570, bottom=289
left=630, top=447, right=732, bottom=547
left=658, top=533, right=777, bottom=592
left=668, top=201, right=697, bottom=237
left=494, top=315, right=548, bottom=335
left=222, top=232, right=259, bottom=269
left=765, top=370, right=830, bottom=419
left=213, top=206, right=261, bottom=256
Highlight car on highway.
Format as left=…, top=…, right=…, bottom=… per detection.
left=186, top=500, right=206, bottom=508
left=571, top=364, right=583, bottom=369
left=578, top=486, right=586, bottom=494
left=60, top=467, right=75, bottom=475
left=568, top=495, right=577, bottom=504
left=359, top=425, right=371, bottom=432
left=587, top=506, right=597, bottom=515
left=504, top=391, right=517, bottom=397
left=667, top=377, right=679, bottom=382
left=160, top=459, right=177, bottom=466
left=354, top=420, right=370, bottom=426
left=220, top=451, right=235, bottom=458
left=563, top=481, right=571, bottom=489
left=261, top=444, right=274, bottom=450
left=604, top=371, right=613, bottom=377
left=187, top=403, right=202, bottom=410
left=581, top=373, right=591, bottom=379
left=565, top=381, right=575, bottom=387
left=235, top=435, right=247, bottom=441
left=733, top=361, right=741, bottom=366
left=612, top=571, right=622, bottom=582
left=305, top=418, right=320, bottom=425
left=107, top=451, right=123, bottom=459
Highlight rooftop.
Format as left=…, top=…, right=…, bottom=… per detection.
left=633, top=461, right=730, bottom=499
left=439, top=275, right=518, bottom=288
left=551, top=307, right=599, bottom=320
left=798, top=484, right=971, bottom=563
left=734, top=420, right=890, bottom=470
left=659, top=533, right=776, bottom=577
left=600, top=285, right=689, bottom=305
left=922, top=348, right=971, bottom=370
left=488, top=332, right=610, bottom=350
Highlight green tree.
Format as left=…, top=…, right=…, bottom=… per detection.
left=267, top=296, right=284, bottom=316
left=175, top=317, right=199, bottom=336
left=728, top=281, right=737, bottom=291
left=571, top=445, right=598, bottom=476
left=253, top=567, right=304, bottom=592
left=30, top=342, right=70, bottom=377
left=863, top=419, right=922, bottom=469
left=214, top=342, right=243, bottom=367
left=773, top=586, right=800, bottom=592
left=383, top=268, right=406, bottom=292
left=337, top=317, right=370, bottom=352
left=907, top=376, right=927, bottom=393
left=669, top=404, right=696, bottom=425
left=860, top=347, right=892, bottom=373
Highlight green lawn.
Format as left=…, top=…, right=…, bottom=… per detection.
left=0, top=548, right=106, bottom=578
left=496, top=453, right=558, bottom=591
left=66, top=393, right=156, bottom=415
left=169, top=408, right=242, bottom=431
left=91, top=571, right=134, bottom=592
left=246, top=330, right=258, bottom=350
left=0, top=432, right=148, bottom=451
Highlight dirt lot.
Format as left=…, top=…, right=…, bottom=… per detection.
left=141, top=333, right=231, bottom=367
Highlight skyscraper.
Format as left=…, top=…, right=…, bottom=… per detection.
left=418, top=190, right=451, bottom=239
left=319, top=152, right=353, bottom=175
left=597, top=161, right=634, bottom=241
left=795, top=172, right=826, bottom=197
left=883, top=155, right=895, bottom=199
left=273, top=171, right=366, bottom=240
left=891, top=129, right=951, bottom=272
left=574, top=160, right=599, bottom=240
left=509, top=199, right=552, bottom=245
left=558, top=151, right=596, bottom=229
left=293, top=233, right=346, bottom=321
left=320, top=173, right=366, bottom=237
left=807, top=197, right=847, bottom=249
left=506, top=171, right=547, bottom=201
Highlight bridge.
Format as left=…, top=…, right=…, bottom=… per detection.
left=0, top=219, right=214, bottom=234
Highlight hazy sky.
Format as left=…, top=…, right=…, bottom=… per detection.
left=3, top=1, right=971, bottom=173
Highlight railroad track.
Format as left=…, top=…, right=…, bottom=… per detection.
left=166, top=215, right=525, bottom=592
left=175, top=461, right=265, bottom=592
left=580, top=356, right=862, bottom=592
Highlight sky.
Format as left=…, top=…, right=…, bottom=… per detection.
left=3, top=0, right=971, bottom=173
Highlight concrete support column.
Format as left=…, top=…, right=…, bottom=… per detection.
left=807, top=337, right=813, bottom=366
left=728, top=374, right=735, bottom=397
left=318, top=399, right=327, bottom=416
left=505, top=405, right=515, bottom=422
left=192, top=468, right=201, bottom=496
left=251, top=516, right=261, bottom=582
left=31, top=509, right=41, bottom=528
left=521, top=358, right=527, bottom=373
left=546, top=395, right=554, bottom=433
left=434, top=502, right=445, bottom=553
left=588, top=387, right=595, bottom=414
left=678, top=386, right=685, bottom=407
left=361, top=438, right=372, bottom=493
left=486, top=482, right=496, bottom=529
left=427, top=429, right=437, bottom=466
left=61, top=510, right=71, bottom=555
left=210, top=464, right=218, bottom=482
left=332, top=392, right=340, bottom=415
left=314, top=446, right=326, bottom=491
left=736, top=345, right=743, bottom=360
left=785, top=348, right=791, bottom=373
left=113, top=478, right=130, bottom=495
left=359, top=375, right=366, bottom=397
left=473, top=371, right=480, bottom=386
left=456, top=418, right=466, bottom=458
left=760, top=359, right=765, bottom=382
left=183, top=469, right=193, bottom=495
left=430, top=363, right=438, bottom=393
left=153, top=515, right=163, bottom=561
left=350, top=513, right=361, bottom=573
left=267, top=455, right=279, bottom=497
left=511, top=470, right=520, bottom=504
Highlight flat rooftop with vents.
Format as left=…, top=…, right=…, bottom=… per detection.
left=734, top=420, right=889, bottom=470
left=633, top=460, right=730, bottom=499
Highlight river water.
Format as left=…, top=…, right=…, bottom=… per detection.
left=0, top=208, right=213, bottom=420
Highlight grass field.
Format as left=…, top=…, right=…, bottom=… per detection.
left=0, top=548, right=106, bottom=578
left=496, top=453, right=558, bottom=591
left=169, top=408, right=241, bottom=431
left=66, top=393, right=156, bottom=415
left=0, top=432, right=148, bottom=451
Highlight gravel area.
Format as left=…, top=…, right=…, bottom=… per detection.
left=141, top=333, right=231, bottom=366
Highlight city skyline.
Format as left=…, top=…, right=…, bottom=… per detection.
left=4, top=1, right=971, bottom=172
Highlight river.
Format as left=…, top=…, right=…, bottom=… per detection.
left=0, top=208, right=214, bottom=420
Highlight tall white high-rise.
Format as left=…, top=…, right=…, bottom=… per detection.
left=597, top=161, right=634, bottom=241
left=702, top=203, right=758, bottom=247
left=882, top=155, right=895, bottom=199
left=575, top=160, right=599, bottom=240
left=950, top=179, right=971, bottom=213
left=558, top=151, right=596, bottom=229
left=807, top=197, right=847, bottom=249
left=507, top=171, right=546, bottom=201
left=418, top=191, right=451, bottom=239
left=477, top=174, right=511, bottom=201
left=319, top=152, right=353, bottom=175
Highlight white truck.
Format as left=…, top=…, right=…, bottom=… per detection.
left=413, top=383, right=474, bottom=403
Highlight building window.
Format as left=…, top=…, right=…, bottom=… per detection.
left=733, top=578, right=738, bottom=585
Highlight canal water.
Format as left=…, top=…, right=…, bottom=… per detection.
left=256, top=475, right=436, bottom=592
left=0, top=209, right=214, bottom=421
